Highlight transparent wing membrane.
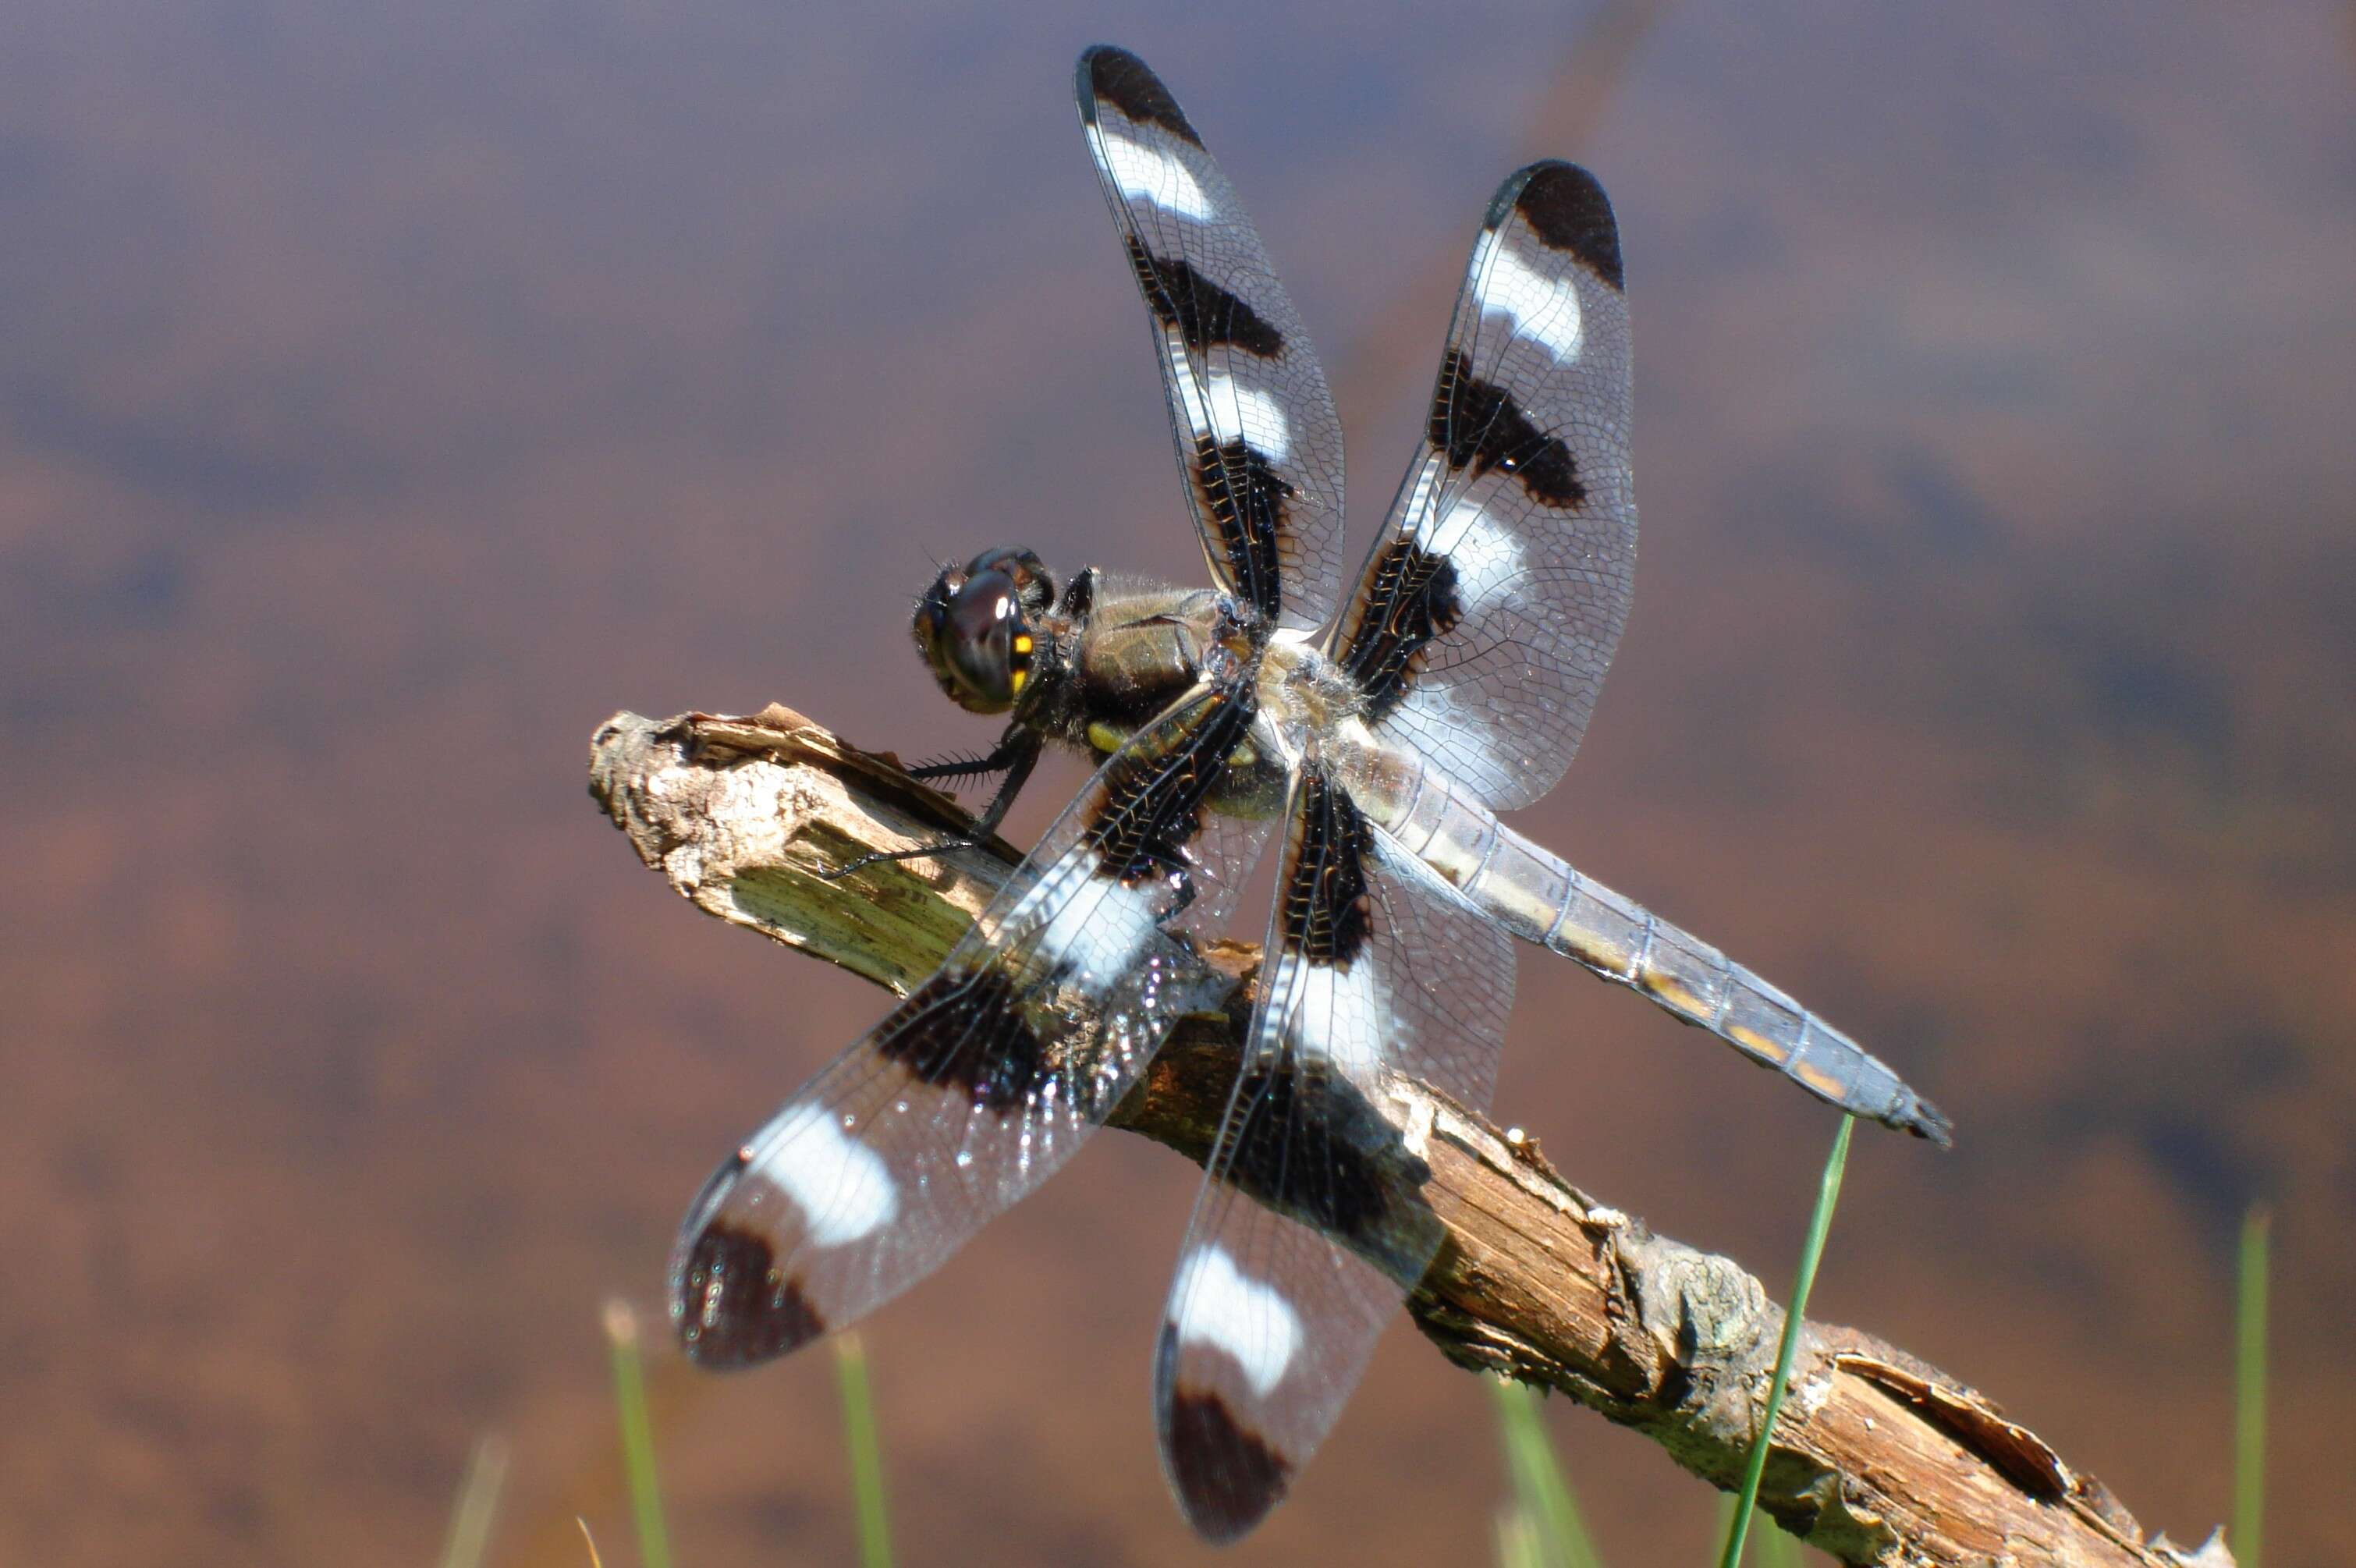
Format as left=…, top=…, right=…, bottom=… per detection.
left=670, top=675, right=1275, bottom=1365
left=1077, top=46, right=1349, bottom=633
left=1334, top=162, right=1637, bottom=809
left=1155, top=770, right=1515, bottom=1538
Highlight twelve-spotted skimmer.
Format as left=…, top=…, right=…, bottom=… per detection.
left=671, top=45, right=1950, bottom=1542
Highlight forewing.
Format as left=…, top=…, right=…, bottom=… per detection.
left=672, top=675, right=1275, bottom=1366
left=1077, top=45, right=1347, bottom=633
left=1334, top=162, right=1636, bottom=809
left=1154, top=768, right=1516, bottom=1540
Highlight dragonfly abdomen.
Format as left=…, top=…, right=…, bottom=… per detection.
left=1361, top=754, right=1950, bottom=1142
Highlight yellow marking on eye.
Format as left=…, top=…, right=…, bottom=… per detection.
left=1013, top=633, right=1034, bottom=655
left=1087, top=721, right=1127, bottom=754
left=1009, top=669, right=1028, bottom=695
left=1794, top=1062, right=1849, bottom=1100
left=1726, top=1024, right=1792, bottom=1065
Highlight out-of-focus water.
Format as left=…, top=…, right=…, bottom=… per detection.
left=3, top=2, right=2350, bottom=1563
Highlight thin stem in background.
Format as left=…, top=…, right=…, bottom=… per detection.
left=1489, top=1373, right=1606, bottom=1568
left=1716, top=1116, right=1855, bottom=1568
left=1712, top=1494, right=1747, bottom=1568
left=436, top=1432, right=509, bottom=1568
left=604, top=1299, right=675, bottom=1568
left=836, top=1333, right=896, bottom=1568
left=2235, top=1204, right=2271, bottom=1568
left=1714, top=1492, right=1807, bottom=1567
left=1496, top=1504, right=1546, bottom=1568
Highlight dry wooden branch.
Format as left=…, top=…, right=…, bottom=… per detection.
left=588, top=704, right=2231, bottom=1568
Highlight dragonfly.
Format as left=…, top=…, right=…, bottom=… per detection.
left=670, top=44, right=1950, bottom=1542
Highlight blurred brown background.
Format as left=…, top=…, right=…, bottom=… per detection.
left=4, top=0, right=2351, bottom=1563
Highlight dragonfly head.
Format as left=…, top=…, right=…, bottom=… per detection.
left=913, top=547, right=1058, bottom=715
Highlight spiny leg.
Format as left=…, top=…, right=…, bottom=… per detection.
left=820, top=729, right=1044, bottom=879
left=906, top=729, right=1031, bottom=787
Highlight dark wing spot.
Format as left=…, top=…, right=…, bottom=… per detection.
left=1191, top=435, right=1291, bottom=621
left=1429, top=348, right=1584, bottom=507
left=674, top=1221, right=826, bottom=1366
left=1285, top=770, right=1374, bottom=967
left=1083, top=45, right=1203, bottom=147
left=875, top=966, right=1047, bottom=1112
left=1222, top=1058, right=1428, bottom=1260
left=1162, top=1373, right=1293, bottom=1542
left=1512, top=161, right=1623, bottom=290
left=1338, top=537, right=1464, bottom=718
left=1127, top=239, right=1285, bottom=358
left=1084, top=678, right=1259, bottom=888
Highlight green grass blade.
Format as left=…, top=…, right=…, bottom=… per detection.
left=2235, top=1204, right=2270, bottom=1568
left=1496, top=1504, right=1546, bottom=1568
left=1488, top=1374, right=1605, bottom=1568
left=604, top=1299, right=674, bottom=1568
left=437, top=1432, right=509, bottom=1568
left=1716, top=1490, right=1804, bottom=1567
left=834, top=1334, right=896, bottom=1568
left=1716, top=1115, right=1854, bottom=1568
left=1712, top=1495, right=1747, bottom=1567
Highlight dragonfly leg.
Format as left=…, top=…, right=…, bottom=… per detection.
left=821, top=730, right=1043, bottom=879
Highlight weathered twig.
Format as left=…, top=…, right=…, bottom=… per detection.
left=589, top=705, right=2230, bottom=1568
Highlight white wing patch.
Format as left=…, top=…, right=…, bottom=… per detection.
left=1208, top=372, right=1293, bottom=463
left=1284, top=956, right=1386, bottom=1081
left=1165, top=353, right=1297, bottom=468
left=1471, top=230, right=1584, bottom=363
left=1418, top=500, right=1530, bottom=606
left=1017, top=857, right=1166, bottom=992
left=1095, top=132, right=1215, bottom=221
left=755, top=1104, right=900, bottom=1247
left=1172, top=1243, right=1305, bottom=1398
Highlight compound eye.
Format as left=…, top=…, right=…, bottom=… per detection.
left=948, top=574, right=1012, bottom=635
left=935, top=569, right=1033, bottom=712
left=967, top=547, right=1056, bottom=617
